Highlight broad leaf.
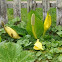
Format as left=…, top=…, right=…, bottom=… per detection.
left=0, top=42, right=22, bottom=62
left=11, top=26, right=27, bottom=36
left=0, top=42, right=36, bottom=62
left=26, top=10, right=44, bottom=39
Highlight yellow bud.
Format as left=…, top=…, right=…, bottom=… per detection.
left=31, top=13, right=37, bottom=39
left=31, top=13, right=35, bottom=25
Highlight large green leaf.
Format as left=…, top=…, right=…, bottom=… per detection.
left=11, top=26, right=27, bottom=36
left=0, top=42, right=22, bottom=62
left=26, top=10, right=44, bottom=39
left=34, top=17, right=44, bottom=38
left=0, top=42, right=36, bottom=62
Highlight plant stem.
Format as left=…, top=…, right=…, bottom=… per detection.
left=43, top=30, right=46, bottom=37
left=32, top=25, right=37, bottom=39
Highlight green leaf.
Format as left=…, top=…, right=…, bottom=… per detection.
left=17, top=21, right=26, bottom=29
left=55, top=25, right=62, bottom=31
left=47, top=56, right=52, bottom=59
left=57, top=31, right=62, bottom=37
left=19, top=51, right=36, bottom=62
left=6, top=17, right=20, bottom=26
left=26, top=10, right=44, bottom=39
left=34, top=17, right=44, bottom=38
left=17, top=35, right=32, bottom=47
left=58, top=41, right=62, bottom=46
left=17, top=38, right=32, bottom=47
left=0, top=42, right=36, bottom=62
left=11, top=25, right=27, bottom=36
left=36, top=51, right=42, bottom=57
left=51, top=41, right=58, bottom=47
left=28, top=10, right=41, bottom=20
left=58, top=54, right=62, bottom=62
left=0, top=42, right=22, bottom=62
left=0, top=28, right=5, bottom=35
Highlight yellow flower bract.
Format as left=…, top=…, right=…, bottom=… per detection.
left=43, top=12, right=51, bottom=37
left=4, top=26, right=20, bottom=39
left=33, top=39, right=44, bottom=50
left=44, top=12, right=51, bottom=31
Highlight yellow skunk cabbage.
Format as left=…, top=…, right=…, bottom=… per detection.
left=43, top=12, right=51, bottom=37
left=33, top=39, right=44, bottom=50
left=31, top=13, right=37, bottom=39
left=1, top=21, right=20, bottom=39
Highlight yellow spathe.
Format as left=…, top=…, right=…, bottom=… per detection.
left=33, top=39, right=44, bottom=50
left=43, top=12, right=51, bottom=37
left=1, top=21, right=20, bottom=39
left=4, top=26, right=20, bottom=39
left=44, top=12, right=51, bottom=31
